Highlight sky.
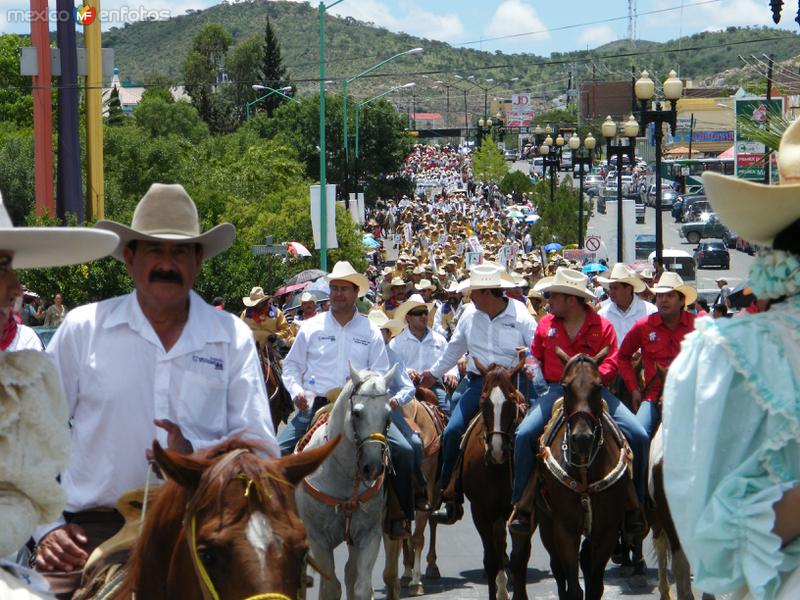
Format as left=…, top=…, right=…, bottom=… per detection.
left=0, top=0, right=781, bottom=55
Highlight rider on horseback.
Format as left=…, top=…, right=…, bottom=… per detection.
left=509, top=268, right=649, bottom=537
left=596, top=263, right=657, bottom=348
left=240, top=286, right=295, bottom=350
left=617, top=272, right=696, bottom=439
left=420, top=263, right=537, bottom=525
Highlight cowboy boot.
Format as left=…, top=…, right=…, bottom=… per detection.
left=430, top=476, right=463, bottom=524
left=509, top=463, right=540, bottom=535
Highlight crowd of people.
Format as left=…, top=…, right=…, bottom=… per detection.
left=401, top=143, right=472, bottom=193
left=2, top=132, right=800, bottom=599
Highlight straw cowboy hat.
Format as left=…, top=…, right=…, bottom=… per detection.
left=299, top=291, right=316, bottom=303
left=96, top=183, right=235, bottom=261
left=242, top=286, right=271, bottom=307
left=595, top=263, right=647, bottom=293
left=456, top=262, right=517, bottom=293
left=368, top=310, right=404, bottom=338
left=415, top=278, right=436, bottom=291
left=394, top=293, right=434, bottom=322
left=0, top=193, right=118, bottom=269
left=325, top=261, right=370, bottom=297
left=650, top=271, right=697, bottom=305
left=702, top=116, right=800, bottom=245
left=533, top=267, right=596, bottom=302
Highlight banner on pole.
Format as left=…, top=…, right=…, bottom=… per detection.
left=734, top=97, right=783, bottom=182
left=310, top=184, right=338, bottom=250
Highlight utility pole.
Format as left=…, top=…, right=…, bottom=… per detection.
left=764, top=54, right=774, bottom=185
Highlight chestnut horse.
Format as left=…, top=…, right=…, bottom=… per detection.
left=536, top=348, right=637, bottom=600
left=461, top=357, right=531, bottom=600
left=92, top=436, right=339, bottom=600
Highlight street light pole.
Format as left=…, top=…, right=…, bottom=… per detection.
left=634, top=69, right=683, bottom=265
left=602, top=115, right=640, bottom=263
left=246, top=85, right=295, bottom=120
left=569, top=132, right=596, bottom=249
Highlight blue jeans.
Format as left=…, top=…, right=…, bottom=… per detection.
left=387, top=415, right=417, bottom=520
left=431, top=384, right=450, bottom=417
left=449, top=376, right=469, bottom=414
left=277, top=408, right=313, bottom=456
left=636, top=400, right=661, bottom=440
left=512, top=383, right=649, bottom=505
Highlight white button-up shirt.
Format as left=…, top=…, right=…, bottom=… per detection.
left=598, top=294, right=658, bottom=347
left=282, top=309, right=389, bottom=399
left=46, top=291, right=278, bottom=515
left=429, top=298, right=536, bottom=378
left=8, top=324, right=43, bottom=351
left=391, top=327, right=452, bottom=375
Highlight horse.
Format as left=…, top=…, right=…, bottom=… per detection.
left=382, top=387, right=446, bottom=598
left=295, top=364, right=398, bottom=600
left=260, top=339, right=293, bottom=426
left=536, top=348, right=637, bottom=600
left=461, top=356, right=531, bottom=600
left=77, top=435, right=339, bottom=600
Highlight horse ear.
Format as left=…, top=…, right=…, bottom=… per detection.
left=349, top=362, right=363, bottom=388
left=279, top=435, right=341, bottom=486
left=383, top=363, right=399, bottom=388
left=511, top=347, right=527, bottom=377
left=472, top=356, right=488, bottom=377
left=592, top=345, right=610, bottom=364
left=554, top=346, right=571, bottom=365
left=152, top=441, right=204, bottom=490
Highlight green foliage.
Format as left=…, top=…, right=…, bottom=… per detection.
left=106, top=86, right=125, bottom=126
left=0, top=35, right=34, bottom=127
left=259, top=17, right=291, bottom=118
left=140, top=73, right=175, bottom=104
left=0, top=124, right=35, bottom=225
left=528, top=179, right=593, bottom=246
left=227, top=35, right=264, bottom=123
left=133, top=97, right=209, bottom=143
left=500, top=170, right=534, bottom=198
left=736, top=108, right=790, bottom=154
left=182, top=24, right=233, bottom=130
left=472, top=136, right=509, bottom=183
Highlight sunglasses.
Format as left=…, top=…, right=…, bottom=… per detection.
left=408, top=309, right=429, bottom=317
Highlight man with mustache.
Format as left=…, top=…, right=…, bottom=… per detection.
left=33, top=184, right=279, bottom=598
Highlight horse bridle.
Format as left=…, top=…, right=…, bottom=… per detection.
left=182, top=449, right=310, bottom=600
left=561, top=410, right=605, bottom=469
left=348, top=386, right=390, bottom=465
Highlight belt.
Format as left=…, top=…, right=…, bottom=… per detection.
left=64, top=508, right=123, bottom=525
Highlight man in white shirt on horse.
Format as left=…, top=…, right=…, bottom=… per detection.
left=34, top=184, right=278, bottom=598
left=596, top=263, right=657, bottom=347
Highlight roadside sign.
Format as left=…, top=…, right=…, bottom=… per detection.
left=735, top=97, right=783, bottom=182
left=252, top=236, right=287, bottom=256
left=585, top=235, right=601, bottom=252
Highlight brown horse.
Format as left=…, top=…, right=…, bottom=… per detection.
left=462, top=357, right=531, bottom=600
left=536, top=348, right=637, bottom=600
left=102, top=436, right=339, bottom=600
left=260, top=340, right=293, bottom=426
left=383, top=387, right=446, bottom=598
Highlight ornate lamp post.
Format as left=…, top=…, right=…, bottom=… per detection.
left=635, top=69, right=683, bottom=264
left=569, top=132, right=596, bottom=249
left=602, top=115, right=640, bottom=262
left=477, top=115, right=493, bottom=148
left=542, top=126, right=563, bottom=202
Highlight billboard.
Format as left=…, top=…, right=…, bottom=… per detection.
left=735, top=97, right=783, bottom=182
left=508, top=93, right=533, bottom=127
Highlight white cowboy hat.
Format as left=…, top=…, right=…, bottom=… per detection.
left=299, top=291, right=316, bottom=303
left=702, top=116, right=800, bottom=245
left=650, top=271, right=697, bottom=305
left=394, top=293, right=434, bottom=322
left=325, top=261, right=370, bottom=297
left=595, top=263, right=647, bottom=293
left=96, top=183, right=235, bottom=261
left=242, top=286, right=271, bottom=307
left=415, top=278, right=435, bottom=291
left=533, top=267, right=596, bottom=301
left=388, top=276, right=408, bottom=288
left=368, top=310, right=404, bottom=338
left=0, top=193, right=118, bottom=269
left=456, top=262, right=517, bottom=293
left=444, top=280, right=462, bottom=294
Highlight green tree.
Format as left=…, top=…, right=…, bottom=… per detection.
left=0, top=35, right=34, bottom=127
left=529, top=179, right=593, bottom=246
left=259, top=17, right=291, bottom=118
left=133, top=97, right=209, bottom=143
left=106, top=86, right=125, bottom=126
left=140, top=72, right=175, bottom=104
left=0, top=124, right=35, bottom=224
left=500, top=170, right=534, bottom=199
left=226, top=35, right=264, bottom=123
left=182, top=24, right=233, bottom=128
left=472, top=135, right=509, bottom=183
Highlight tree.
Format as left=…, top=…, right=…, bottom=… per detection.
left=0, top=124, right=35, bottom=224
left=182, top=24, right=233, bottom=129
left=0, top=35, right=34, bottom=127
left=106, top=86, right=125, bottom=125
left=528, top=179, right=593, bottom=246
left=500, top=170, right=534, bottom=199
left=471, top=135, right=509, bottom=183
left=226, top=35, right=263, bottom=123
left=141, top=73, right=175, bottom=104
left=133, top=97, right=209, bottom=143
left=259, top=17, right=290, bottom=118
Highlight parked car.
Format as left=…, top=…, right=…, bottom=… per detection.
left=648, top=249, right=697, bottom=281
left=660, top=189, right=679, bottom=210
left=683, top=199, right=711, bottom=223
left=679, top=213, right=729, bottom=244
left=503, top=149, right=517, bottom=161
left=529, top=157, right=544, bottom=177
left=635, top=233, right=657, bottom=259
left=583, top=174, right=604, bottom=196
left=693, top=240, right=730, bottom=269
left=722, top=228, right=739, bottom=249
left=684, top=184, right=704, bottom=195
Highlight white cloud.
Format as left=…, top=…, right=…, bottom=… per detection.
left=579, top=25, right=617, bottom=47
left=644, top=0, right=773, bottom=31
left=328, top=0, right=465, bottom=42
left=484, top=0, right=549, bottom=41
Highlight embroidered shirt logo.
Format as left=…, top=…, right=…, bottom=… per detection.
left=319, top=335, right=336, bottom=342
left=648, top=332, right=657, bottom=342
left=352, top=337, right=370, bottom=347
left=548, top=327, right=557, bottom=338
left=192, top=355, right=224, bottom=370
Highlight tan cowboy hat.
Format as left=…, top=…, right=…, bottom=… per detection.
left=242, top=286, right=271, bottom=307
left=0, top=193, right=118, bottom=269
left=533, top=267, right=596, bottom=302
left=650, top=271, right=697, bottom=305
left=96, top=183, right=235, bottom=261
left=702, top=116, right=800, bottom=245
left=445, top=280, right=462, bottom=294
left=389, top=276, right=408, bottom=288
left=456, top=262, right=517, bottom=293
left=394, top=293, right=433, bottom=322
left=368, top=310, right=404, bottom=338
left=299, top=291, right=316, bottom=303
left=595, top=263, right=647, bottom=293
left=325, top=261, right=370, bottom=297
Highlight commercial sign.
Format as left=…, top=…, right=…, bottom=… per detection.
left=671, top=130, right=734, bottom=144
left=735, top=97, right=783, bottom=182
left=508, top=93, right=533, bottom=127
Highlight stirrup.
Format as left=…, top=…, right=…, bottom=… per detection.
left=430, top=501, right=463, bottom=525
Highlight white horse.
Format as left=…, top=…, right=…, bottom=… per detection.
left=296, top=364, right=398, bottom=600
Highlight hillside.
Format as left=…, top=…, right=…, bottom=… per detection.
left=99, top=1, right=799, bottom=111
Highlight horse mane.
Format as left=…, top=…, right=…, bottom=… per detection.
left=118, top=436, right=293, bottom=598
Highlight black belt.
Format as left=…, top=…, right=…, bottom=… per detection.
left=64, top=508, right=123, bottom=525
